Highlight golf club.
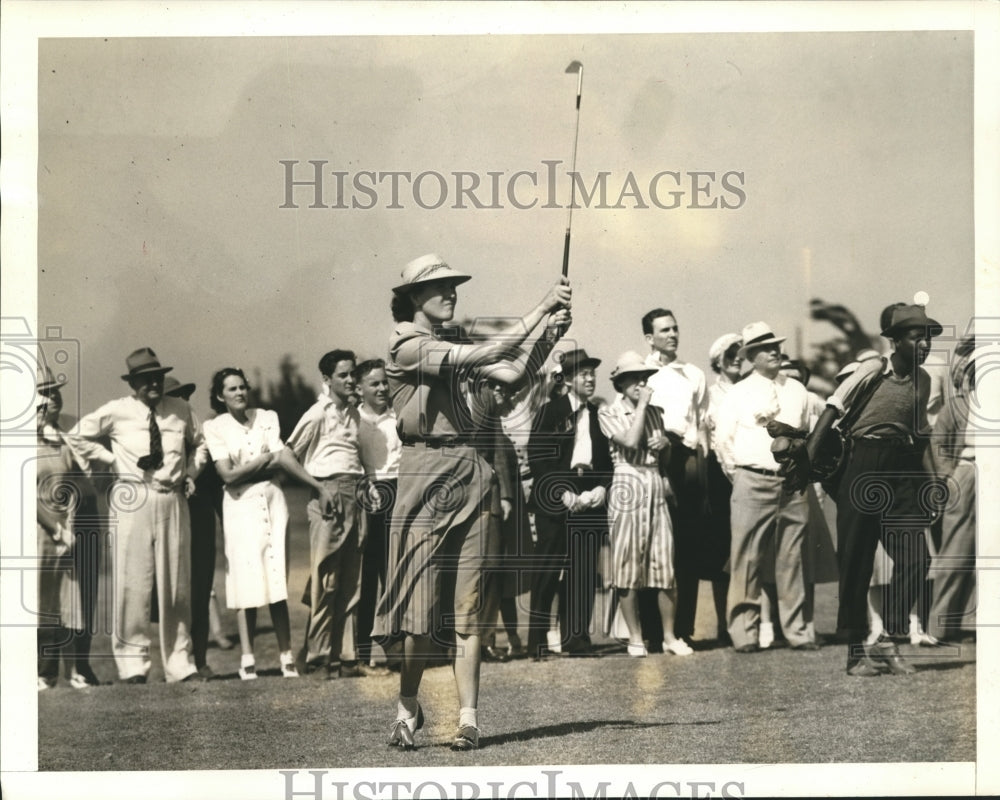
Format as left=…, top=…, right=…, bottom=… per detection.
left=562, top=60, right=584, bottom=278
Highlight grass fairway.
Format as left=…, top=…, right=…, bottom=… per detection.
left=38, top=488, right=976, bottom=769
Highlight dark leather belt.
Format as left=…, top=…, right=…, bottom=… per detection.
left=401, top=439, right=469, bottom=449
left=737, top=465, right=781, bottom=478
left=857, top=434, right=915, bottom=446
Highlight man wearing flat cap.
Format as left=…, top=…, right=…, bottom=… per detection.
left=69, top=347, right=207, bottom=683
left=715, top=322, right=816, bottom=653
left=527, top=347, right=612, bottom=658
left=796, top=303, right=942, bottom=677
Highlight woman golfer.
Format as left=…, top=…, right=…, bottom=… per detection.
left=374, top=253, right=571, bottom=751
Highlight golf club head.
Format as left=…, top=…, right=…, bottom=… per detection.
left=565, top=60, right=583, bottom=74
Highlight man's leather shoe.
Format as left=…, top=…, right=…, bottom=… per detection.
left=338, top=661, right=363, bottom=678
left=846, top=656, right=883, bottom=677
left=867, top=638, right=916, bottom=675
left=482, top=645, right=511, bottom=663
left=357, top=663, right=392, bottom=677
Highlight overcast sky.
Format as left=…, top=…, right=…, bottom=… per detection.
left=35, top=30, right=974, bottom=421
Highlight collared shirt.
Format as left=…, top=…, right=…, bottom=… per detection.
left=203, top=408, right=283, bottom=472
left=705, top=377, right=736, bottom=454
left=286, top=396, right=364, bottom=478
left=715, top=372, right=809, bottom=474
left=387, top=320, right=474, bottom=441
left=644, top=353, right=707, bottom=450
left=70, top=395, right=207, bottom=491
left=567, top=391, right=594, bottom=470
left=357, top=405, right=402, bottom=480
left=597, top=394, right=661, bottom=468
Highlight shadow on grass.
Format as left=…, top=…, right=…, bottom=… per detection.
left=910, top=660, right=972, bottom=673
left=456, top=719, right=723, bottom=750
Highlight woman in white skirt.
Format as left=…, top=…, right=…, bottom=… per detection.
left=203, top=367, right=334, bottom=680
left=598, top=352, right=693, bottom=657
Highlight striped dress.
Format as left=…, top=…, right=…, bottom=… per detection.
left=597, top=395, right=674, bottom=590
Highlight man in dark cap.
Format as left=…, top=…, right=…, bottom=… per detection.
left=526, top=348, right=613, bottom=658
left=70, top=348, right=206, bottom=683
left=793, top=304, right=942, bottom=677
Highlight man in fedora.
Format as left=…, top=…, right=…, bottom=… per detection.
left=793, top=303, right=941, bottom=676
left=70, top=347, right=206, bottom=683
left=641, top=308, right=708, bottom=647
left=527, top=347, right=613, bottom=658
left=715, top=322, right=816, bottom=653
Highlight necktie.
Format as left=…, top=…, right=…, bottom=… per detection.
left=137, top=410, right=164, bottom=471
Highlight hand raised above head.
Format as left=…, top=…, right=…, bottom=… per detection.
left=548, top=308, right=572, bottom=332
left=542, top=278, right=572, bottom=312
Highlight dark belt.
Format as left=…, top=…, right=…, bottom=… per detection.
left=856, top=434, right=915, bottom=446
left=737, top=465, right=781, bottom=478
left=401, top=439, right=469, bottom=449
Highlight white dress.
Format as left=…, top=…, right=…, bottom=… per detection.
left=203, top=409, right=290, bottom=609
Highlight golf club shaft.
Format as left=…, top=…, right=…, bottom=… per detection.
left=562, top=63, right=583, bottom=278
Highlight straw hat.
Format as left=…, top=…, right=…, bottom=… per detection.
left=392, top=253, right=472, bottom=294
left=738, top=322, right=786, bottom=358
left=36, top=364, right=67, bottom=392
left=609, top=350, right=658, bottom=382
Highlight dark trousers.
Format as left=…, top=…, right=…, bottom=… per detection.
left=835, top=439, right=933, bottom=645
left=189, top=493, right=217, bottom=669
left=665, top=440, right=703, bottom=640
left=356, top=478, right=394, bottom=663
left=528, top=510, right=604, bottom=654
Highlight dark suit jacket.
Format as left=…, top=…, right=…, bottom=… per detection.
left=526, top=393, right=612, bottom=517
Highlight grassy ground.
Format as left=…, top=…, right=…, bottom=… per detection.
left=37, top=488, right=976, bottom=770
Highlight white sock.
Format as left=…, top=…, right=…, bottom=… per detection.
left=459, top=707, right=478, bottom=729
left=398, top=694, right=419, bottom=726
left=240, top=653, right=256, bottom=668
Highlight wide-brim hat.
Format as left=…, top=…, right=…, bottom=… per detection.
left=708, top=333, right=743, bottom=365
left=880, top=304, right=943, bottom=339
left=738, top=322, right=786, bottom=358
left=36, top=364, right=67, bottom=392
left=610, top=350, right=658, bottom=383
left=558, top=347, right=601, bottom=376
left=120, top=347, right=172, bottom=381
left=163, top=375, right=196, bottom=398
left=392, top=253, right=472, bottom=294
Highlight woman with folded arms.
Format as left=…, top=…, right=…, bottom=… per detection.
left=203, top=367, right=333, bottom=680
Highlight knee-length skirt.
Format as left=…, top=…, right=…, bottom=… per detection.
left=373, top=443, right=498, bottom=642
left=221, top=479, right=289, bottom=609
